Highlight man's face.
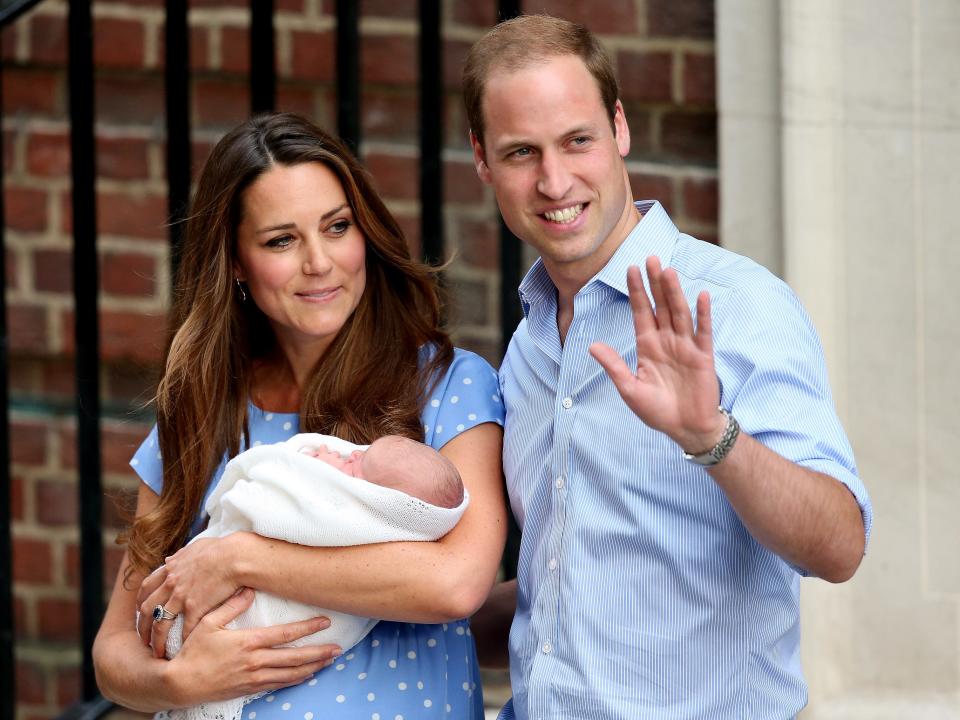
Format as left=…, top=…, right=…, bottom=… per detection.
left=471, top=54, right=636, bottom=290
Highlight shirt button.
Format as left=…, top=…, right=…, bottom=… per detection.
left=561, top=397, right=573, bottom=409
left=548, top=558, right=557, bottom=571
left=542, top=642, right=552, bottom=654
left=555, top=476, right=564, bottom=489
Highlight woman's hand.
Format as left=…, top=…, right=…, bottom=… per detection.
left=137, top=534, right=245, bottom=657
left=165, top=588, right=342, bottom=706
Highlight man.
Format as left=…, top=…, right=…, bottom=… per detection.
left=464, top=14, right=872, bottom=719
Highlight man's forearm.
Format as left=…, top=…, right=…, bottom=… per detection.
left=708, top=432, right=865, bottom=582
left=471, top=579, right=516, bottom=669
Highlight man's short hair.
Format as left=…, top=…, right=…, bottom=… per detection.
left=462, top=14, right=620, bottom=147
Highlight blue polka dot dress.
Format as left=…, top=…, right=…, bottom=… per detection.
left=131, top=348, right=504, bottom=719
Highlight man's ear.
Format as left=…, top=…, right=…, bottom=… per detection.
left=613, top=100, right=631, bottom=158
left=470, top=130, right=492, bottom=184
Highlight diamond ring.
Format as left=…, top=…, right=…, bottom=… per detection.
left=152, top=604, right=177, bottom=622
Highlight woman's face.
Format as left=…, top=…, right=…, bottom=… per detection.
left=235, top=162, right=367, bottom=361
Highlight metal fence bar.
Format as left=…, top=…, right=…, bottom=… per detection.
left=165, top=0, right=191, bottom=276
left=418, top=0, right=443, bottom=265
left=335, top=0, right=360, bottom=155
left=498, top=0, right=522, bottom=360
left=250, top=0, right=276, bottom=114
left=67, top=0, right=104, bottom=700
left=0, top=46, right=16, bottom=720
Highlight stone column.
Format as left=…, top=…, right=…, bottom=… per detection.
left=718, top=0, right=960, bottom=716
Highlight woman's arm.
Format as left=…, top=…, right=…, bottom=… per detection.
left=93, top=483, right=341, bottom=711
left=142, top=422, right=507, bottom=650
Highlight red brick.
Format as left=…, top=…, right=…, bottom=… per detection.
left=41, top=357, right=77, bottom=398
left=221, top=25, right=251, bottom=74
left=190, top=25, right=211, bottom=72
left=101, top=251, right=157, bottom=297
left=364, top=153, right=418, bottom=200
left=67, top=543, right=128, bottom=590
left=621, top=105, right=653, bottom=154
left=14, top=595, right=28, bottom=638
left=94, top=17, right=146, bottom=69
left=6, top=247, right=16, bottom=290
left=443, top=39, right=472, bottom=91
left=682, top=176, right=717, bottom=223
left=276, top=0, right=304, bottom=10
left=2, top=69, right=61, bottom=114
left=1, top=22, right=16, bottom=62
left=56, top=665, right=82, bottom=708
left=95, top=75, right=164, bottom=125
left=648, top=0, right=715, bottom=39
left=4, top=129, right=14, bottom=174
left=537, top=0, right=637, bottom=34
left=361, top=0, right=416, bottom=18
left=11, top=419, right=46, bottom=466
left=5, top=186, right=48, bottom=232
left=276, top=85, right=318, bottom=119
left=618, top=51, right=674, bottom=103
left=84, top=191, right=168, bottom=241
left=60, top=424, right=150, bottom=475
left=630, top=173, right=674, bottom=211
left=362, top=90, right=418, bottom=142
left=191, top=0, right=243, bottom=5
left=14, top=537, right=54, bottom=584
left=10, top=474, right=25, bottom=521
left=26, top=131, right=70, bottom=178
left=9, top=304, right=49, bottom=355
left=37, top=597, right=81, bottom=643
left=36, top=480, right=76, bottom=527
left=361, top=34, right=417, bottom=86
left=16, top=658, right=46, bottom=704
left=444, top=160, right=485, bottom=204
left=193, top=78, right=251, bottom=129
left=683, top=52, right=715, bottom=105
left=98, top=136, right=151, bottom=180
left=396, top=214, right=421, bottom=259
left=33, top=248, right=72, bottom=294
left=451, top=0, right=498, bottom=27
left=457, top=217, right=499, bottom=271
left=660, top=111, right=716, bottom=163
left=288, top=29, right=334, bottom=82
left=62, top=309, right=166, bottom=363
left=30, top=13, right=67, bottom=65
left=104, top=362, right=159, bottom=405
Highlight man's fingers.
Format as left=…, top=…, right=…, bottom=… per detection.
left=626, top=265, right=655, bottom=337
left=661, top=268, right=693, bottom=336
left=694, top=291, right=713, bottom=353
left=645, top=256, right=671, bottom=330
left=589, top=342, right=637, bottom=391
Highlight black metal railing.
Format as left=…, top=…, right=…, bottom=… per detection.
left=0, top=1, right=525, bottom=717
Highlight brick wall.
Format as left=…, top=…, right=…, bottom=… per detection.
left=2, top=0, right=716, bottom=715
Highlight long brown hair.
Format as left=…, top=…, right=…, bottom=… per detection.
left=123, top=113, right=453, bottom=580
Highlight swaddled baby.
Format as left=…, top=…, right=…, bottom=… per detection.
left=156, top=433, right=469, bottom=720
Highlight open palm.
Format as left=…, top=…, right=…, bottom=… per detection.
left=589, top=257, right=723, bottom=454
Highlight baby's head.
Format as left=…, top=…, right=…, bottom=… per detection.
left=305, top=436, right=464, bottom=509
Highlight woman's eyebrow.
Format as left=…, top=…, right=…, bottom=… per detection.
left=255, top=203, right=350, bottom=234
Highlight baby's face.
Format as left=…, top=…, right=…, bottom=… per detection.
left=304, top=445, right=366, bottom=478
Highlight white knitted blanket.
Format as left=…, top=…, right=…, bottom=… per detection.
left=158, top=432, right=468, bottom=720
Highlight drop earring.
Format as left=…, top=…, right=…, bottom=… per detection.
left=235, top=278, right=247, bottom=303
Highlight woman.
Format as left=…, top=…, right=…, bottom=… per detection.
left=93, top=113, right=507, bottom=718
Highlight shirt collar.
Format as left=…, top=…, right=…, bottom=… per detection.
left=517, top=200, right=680, bottom=316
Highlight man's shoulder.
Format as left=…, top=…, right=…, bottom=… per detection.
left=670, top=233, right=785, bottom=298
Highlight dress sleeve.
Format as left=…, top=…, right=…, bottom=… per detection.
left=422, top=349, right=504, bottom=451
left=129, top=424, right=163, bottom=495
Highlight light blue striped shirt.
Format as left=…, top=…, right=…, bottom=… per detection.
left=497, top=201, right=872, bottom=720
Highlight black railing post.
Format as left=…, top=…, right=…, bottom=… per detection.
left=0, top=41, right=16, bottom=720
left=418, top=0, right=443, bottom=265
left=250, top=0, right=276, bottom=114
left=68, top=0, right=104, bottom=700
left=335, top=0, right=360, bottom=156
left=165, top=0, right=191, bottom=278
left=497, top=0, right=522, bottom=359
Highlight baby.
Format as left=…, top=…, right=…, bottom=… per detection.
left=301, top=434, right=463, bottom=509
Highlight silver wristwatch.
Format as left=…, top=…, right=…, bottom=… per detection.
left=682, top=407, right=740, bottom=466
